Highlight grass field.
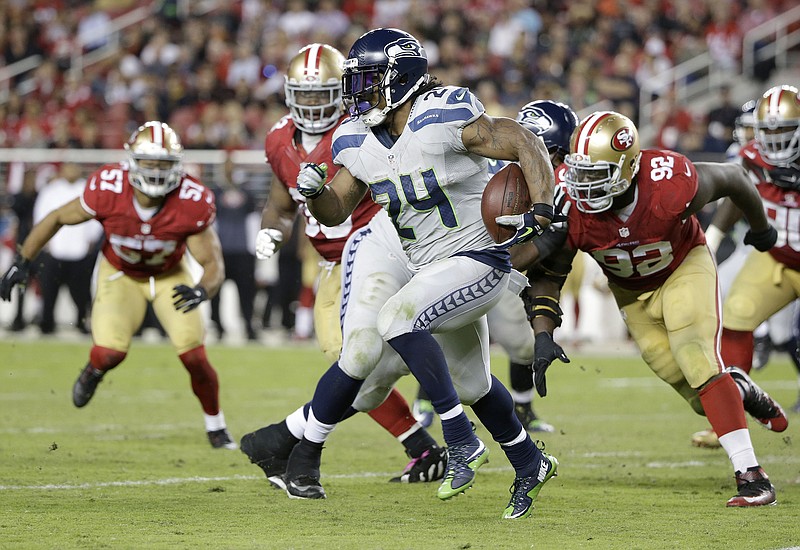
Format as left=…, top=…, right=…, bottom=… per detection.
left=1, top=338, right=799, bottom=549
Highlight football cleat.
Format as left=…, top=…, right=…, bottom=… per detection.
left=751, top=335, right=772, bottom=370
left=412, top=399, right=435, bottom=428
left=240, top=422, right=299, bottom=488
left=390, top=446, right=447, bottom=483
left=727, top=366, right=788, bottom=432
left=726, top=466, right=777, bottom=507
left=514, top=403, right=556, bottom=433
left=436, top=437, right=489, bottom=500
left=207, top=428, right=237, bottom=450
left=691, top=429, right=721, bottom=449
left=502, top=453, right=559, bottom=519
left=72, top=364, right=105, bottom=408
left=284, top=440, right=326, bottom=499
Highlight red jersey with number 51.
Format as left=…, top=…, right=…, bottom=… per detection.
left=81, top=163, right=216, bottom=279
left=564, top=149, right=705, bottom=291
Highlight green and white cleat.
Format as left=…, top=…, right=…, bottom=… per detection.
left=436, top=437, right=489, bottom=500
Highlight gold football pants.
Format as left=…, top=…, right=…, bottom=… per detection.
left=92, top=256, right=204, bottom=354
left=608, top=245, right=722, bottom=414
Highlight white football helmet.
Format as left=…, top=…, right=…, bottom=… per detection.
left=563, top=111, right=641, bottom=213
left=754, top=84, right=800, bottom=166
left=285, top=43, right=344, bottom=134
left=125, top=121, right=184, bottom=197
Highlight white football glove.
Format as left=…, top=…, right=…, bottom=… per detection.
left=297, top=162, right=328, bottom=199
left=255, top=228, right=283, bottom=260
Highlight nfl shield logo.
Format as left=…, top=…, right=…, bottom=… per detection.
left=619, top=227, right=630, bottom=238
left=141, top=223, right=151, bottom=235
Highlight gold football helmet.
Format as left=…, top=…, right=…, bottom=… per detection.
left=564, top=111, right=641, bottom=213
left=124, top=121, right=183, bottom=197
left=285, top=43, right=344, bottom=134
left=754, top=84, right=800, bottom=166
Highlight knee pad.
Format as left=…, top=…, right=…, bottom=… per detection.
left=723, top=293, right=759, bottom=330
left=376, top=294, right=412, bottom=340
left=339, top=327, right=385, bottom=379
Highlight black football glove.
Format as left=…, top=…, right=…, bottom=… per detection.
left=533, top=331, right=570, bottom=397
left=172, top=284, right=208, bottom=313
left=0, top=254, right=31, bottom=301
left=743, top=226, right=778, bottom=252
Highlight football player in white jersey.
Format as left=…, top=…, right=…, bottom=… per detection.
left=240, top=43, right=447, bottom=488
left=412, top=100, right=580, bottom=434
left=293, top=28, right=558, bottom=519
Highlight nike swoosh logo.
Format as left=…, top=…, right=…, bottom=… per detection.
left=744, top=150, right=757, bottom=159
left=467, top=440, right=486, bottom=461
left=518, top=227, right=534, bottom=240
left=455, top=89, right=467, bottom=101
left=684, top=164, right=692, bottom=177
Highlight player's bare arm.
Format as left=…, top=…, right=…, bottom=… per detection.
left=19, top=197, right=94, bottom=261
left=261, top=176, right=299, bottom=242
left=707, top=197, right=746, bottom=236
left=186, top=227, right=225, bottom=298
left=306, top=165, right=369, bottom=227
left=527, top=245, right=577, bottom=335
left=462, top=114, right=555, bottom=221
left=685, top=162, right=770, bottom=231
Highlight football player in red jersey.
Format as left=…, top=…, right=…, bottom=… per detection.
left=695, top=85, right=800, bottom=444
left=0, top=121, right=237, bottom=450
left=524, top=110, right=785, bottom=507
left=239, top=43, right=446, bottom=491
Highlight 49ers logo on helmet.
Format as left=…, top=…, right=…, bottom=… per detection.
left=611, top=127, right=635, bottom=151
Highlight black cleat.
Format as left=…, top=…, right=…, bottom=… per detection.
left=208, top=428, right=237, bottom=450
left=514, top=402, right=555, bottom=433
left=751, top=335, right=772, bottom=370
left=389, top=446, right=447, bottom=483
left=726, top=466, right=777, bottom=507
left=284, top=439, right=326, bottom=499
left=240, top=422, right=299, bottom=487
left=727, top=366, right=788, bottom=432
left=72, top=364, right=104, bottom=407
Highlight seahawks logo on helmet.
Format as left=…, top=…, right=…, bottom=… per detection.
left=385, top=38, right=425, bottom=60
left=518, top=106, right=554, bottom=135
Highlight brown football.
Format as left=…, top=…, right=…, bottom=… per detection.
left=481, top=163, right=531, bottom=243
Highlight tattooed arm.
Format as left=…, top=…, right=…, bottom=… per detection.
left=305, top=164, right=370, bottom=227
left=461, top=114, right=555, bottom=209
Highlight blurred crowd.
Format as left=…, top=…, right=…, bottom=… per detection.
left=0, top=0, right=795, bottom=338
left=0, top=0, right=793, bottom=154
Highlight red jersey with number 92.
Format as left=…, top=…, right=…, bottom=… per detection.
left=81, top=163, right=216, bottom=279
left=564, top=149, right=705, bottom=291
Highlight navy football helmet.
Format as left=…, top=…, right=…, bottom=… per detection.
left=516, top=100, right=579, bottom=165
left=342, top=28, right=429, bottom=127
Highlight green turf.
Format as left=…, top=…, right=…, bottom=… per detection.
left=1, top=339, right=798, bottom=549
